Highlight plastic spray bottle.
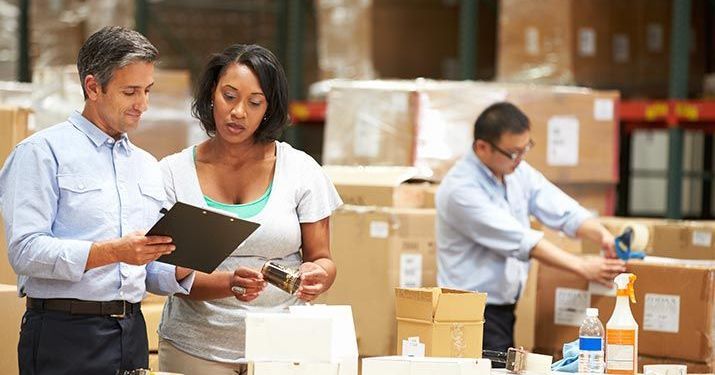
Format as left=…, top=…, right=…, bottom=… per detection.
left=605, top=273, right=638, bottom=375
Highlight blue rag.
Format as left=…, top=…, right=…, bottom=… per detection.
left=551, top=339, right=579, bottom=372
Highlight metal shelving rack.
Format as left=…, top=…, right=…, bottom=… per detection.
left=618, top=100, right=715, bottom=219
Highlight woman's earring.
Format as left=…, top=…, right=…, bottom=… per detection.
left=210, top=101, right=214, bottom=108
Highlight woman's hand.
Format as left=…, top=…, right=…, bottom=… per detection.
left=231, top=266, right=266, bottom=302
left=296, top=262, right=329, bottom=302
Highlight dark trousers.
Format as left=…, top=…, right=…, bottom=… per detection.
left=484, top=303, right=516, bottom=368
left=18, top=309, right=149, bottom=375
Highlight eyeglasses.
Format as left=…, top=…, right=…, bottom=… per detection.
left=486, top=139, right=535, bottom=161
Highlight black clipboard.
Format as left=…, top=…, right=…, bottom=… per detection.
left=147, top=201, right=260, bottom=273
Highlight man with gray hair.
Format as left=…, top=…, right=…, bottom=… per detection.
left=0, top=26, right=195, bottom=374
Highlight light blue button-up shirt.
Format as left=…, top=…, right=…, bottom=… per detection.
left=436, top=151, right=592, bottom=305
left=0, top=111, right=193, bottom=302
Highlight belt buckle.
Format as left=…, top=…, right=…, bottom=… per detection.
left=110, top=301, right=126, bottom=319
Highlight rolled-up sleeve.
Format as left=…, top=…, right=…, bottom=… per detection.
left=145, top=261, right=195, bottom=295
left=444, top=184, right=543, bottom=261
left=0, top=142, right=92, bottom=282
left=527, top=167, right=594, bottom=237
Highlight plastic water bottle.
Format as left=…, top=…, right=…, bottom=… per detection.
left=579, top=307, right=605, bottom=374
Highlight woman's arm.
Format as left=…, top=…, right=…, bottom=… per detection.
left=297, top=217, right=336, bottom=302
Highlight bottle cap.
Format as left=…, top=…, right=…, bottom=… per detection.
left=586, top=307, right=599, bottom=317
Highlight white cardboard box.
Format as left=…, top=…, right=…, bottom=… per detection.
left=248, top=361, right=340, bottom=375
left=245, top=305, right=358, bottom=375
left=361, top=356, right=491, bottom=375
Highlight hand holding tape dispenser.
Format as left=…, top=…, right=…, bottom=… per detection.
left=147, top=202, right=260, bottom=273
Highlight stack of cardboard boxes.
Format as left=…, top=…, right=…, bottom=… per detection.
left=497, top=0, right=706, bottom=98
left=322, top=80, right=620, bottom=217
left=518, top=216, right=715, bottom=373
left=315, top=0, right=496, bottom=82
left=0, top=106, right=32, bottom=375
left=317, top=166, right=438, bottom=356
left=531, top=260, right=714, bottom=372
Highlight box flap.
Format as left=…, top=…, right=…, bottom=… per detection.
left=395, top=287, right=439, bottom=321
left=434, top=289, right=487, bottom=322
left=324, top=165, right=421, bottom=187
left=396, top=288, right=487, bottom=322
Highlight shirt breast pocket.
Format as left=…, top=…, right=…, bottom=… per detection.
left=57, top=174, right=105, bottom=221
left=138, top=180, right=165, bottom=227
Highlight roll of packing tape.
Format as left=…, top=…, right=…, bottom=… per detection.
left=643, top=364, right=687, bottom=375
left=621, top=221, right=650, bottom=251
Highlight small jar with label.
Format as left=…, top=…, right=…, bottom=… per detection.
left=261, top=261, right=301, bottom=294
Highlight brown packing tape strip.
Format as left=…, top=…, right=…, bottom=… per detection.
left=450, top=323, right=466, bottom=357
left=396, top=316, right=486, bottom=325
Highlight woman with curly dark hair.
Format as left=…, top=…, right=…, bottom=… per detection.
left=156, top=44, right=342, bottom=374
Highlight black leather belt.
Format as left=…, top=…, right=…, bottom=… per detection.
left=26, top=297, right=140, bottom=319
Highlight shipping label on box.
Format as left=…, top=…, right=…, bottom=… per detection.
left=642, top=293, right=680, bottom=334
left=554, top=287, right=589, bottom=326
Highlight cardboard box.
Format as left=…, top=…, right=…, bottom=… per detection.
left=533, top=260, right=715, bottom=363
left=317, top=206, right=437, bottom=356
left=323, top=166, right=435, bottom=208
left=497, top=0, right=611, bottom=88
left=362, top=356, right=491, bottom=375
left=530, top=219, right=582, bottom=254
left=633, top=0, right=706, bottom=98
left=0, top=107, right=32, bottom=285
left=395, top=287, right=487, bottom=358
left=559, top=183, right=616, bottom=217
left=0, top=106, right=32, bottom=168
left=248, top=361, right=340, bottom=375
left=514, top=261, right=538, bottom=350
left=652, top=222, right=715, bottom=260
left=323, top=80, right=619, bottom=184
left=497, top=0, right=705, bottom=98
left=607, top=0, right=638, bottom=96
left=315, top=0, right=375, bottom=80
left=0, top=284, right=24, bottom=375
left=142, top=301, right=164, bottom=352
left=245, top=305, right=357, bottom=375
left=316, top=0, right=496, bottom=81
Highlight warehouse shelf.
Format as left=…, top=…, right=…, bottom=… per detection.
left=618, top=99, right=715, bottom=220
left=620, top=100, right=715, bottom=132
left=288, top=101, right=327, bottom=124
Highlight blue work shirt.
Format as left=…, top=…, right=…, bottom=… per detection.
left=436, top=151, right=592, bottom=305
left=0, top=111, right=193, bottom=302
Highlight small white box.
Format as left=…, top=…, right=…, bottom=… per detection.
left=245, top=305, right=358, bottom=375
left=248, top=361, right=340, bottom=375
left=362, top=356, right=491, bottom=375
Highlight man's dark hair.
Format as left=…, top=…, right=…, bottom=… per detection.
left=473, top=102, right=530, bottom=143
left=77, top=26, right=158, bottom=99
left=192, top=44, right=289, bottom=143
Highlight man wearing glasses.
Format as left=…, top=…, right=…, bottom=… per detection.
left=435, top=102, right=626, bottom=357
